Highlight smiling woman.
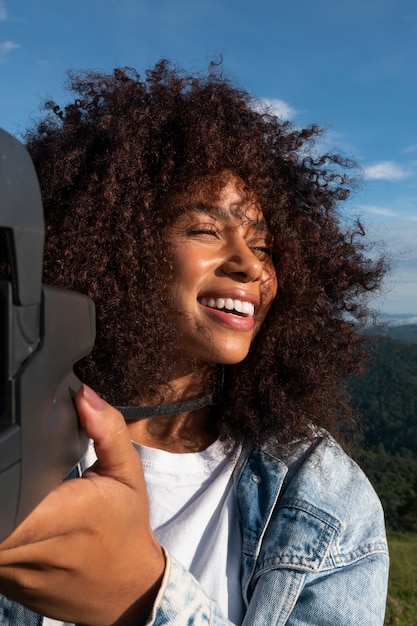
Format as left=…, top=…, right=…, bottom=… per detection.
left=165, top=174, right=277, bottom=367
left=0, top=60, right=389, bottom=626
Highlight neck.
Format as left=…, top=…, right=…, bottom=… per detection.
left=127, top=406, right=218, bottom=453
left=125, top=367, right=220, bottom=453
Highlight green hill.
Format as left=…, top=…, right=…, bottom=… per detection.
left=367, top=323, right=417, bottom=345
left=349, top=329, right=417, bottom=531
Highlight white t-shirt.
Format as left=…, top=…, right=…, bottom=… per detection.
left=45, top=438, right=244, bottom=626
left=135, top=438, right=244, bottom=624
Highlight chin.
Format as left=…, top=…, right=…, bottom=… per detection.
left=211, top=347, right=251, bottom=365
left=181, top=333, right=253, bottom=366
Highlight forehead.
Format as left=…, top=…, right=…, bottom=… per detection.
left=190, top=203, right=270, bottom=235
left=173, top=173, right=268, bottom=228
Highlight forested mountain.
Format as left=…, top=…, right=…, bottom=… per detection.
left=349, top=326, right=417, bottom=531
left=366, top=322, right=417, bottom=345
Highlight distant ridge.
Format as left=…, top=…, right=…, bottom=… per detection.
left=376, top=313, right=417, bottom=326
left=366, top=319, right=417, bottom=344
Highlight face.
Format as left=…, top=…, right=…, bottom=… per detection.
left=166, top=175, right=278, bottom=367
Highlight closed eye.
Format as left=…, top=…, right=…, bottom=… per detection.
left=187, top=226, right=219, bottom=237
left=251, top=246, right=274, bottom=260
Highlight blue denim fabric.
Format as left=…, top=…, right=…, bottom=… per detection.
left=150, top=435, right=389, bottom=625
left=0, top=437, right=389, bottom=625
left=0, top=597, right=42, bottom=626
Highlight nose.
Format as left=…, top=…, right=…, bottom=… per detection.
left=221, top=240, right=263, bottom=283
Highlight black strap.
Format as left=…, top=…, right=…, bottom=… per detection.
left=116, top=394, right=216, bottom=420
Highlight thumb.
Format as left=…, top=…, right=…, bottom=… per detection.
left=75, top=384, right=141, bottom=486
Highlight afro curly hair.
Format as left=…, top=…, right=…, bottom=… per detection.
left=20, top=60, right=386, bottom=445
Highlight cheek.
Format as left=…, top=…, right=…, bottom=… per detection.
left=166, top=261, right=201, bottom=309
left=170, top=246, right=205, bottom=278
left=167, top=250, right=194, bottom=285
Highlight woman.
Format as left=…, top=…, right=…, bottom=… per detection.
left=0, top=60, right=388, bottom=625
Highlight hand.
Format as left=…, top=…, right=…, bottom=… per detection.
left=0, top=385, right=165, bottom=626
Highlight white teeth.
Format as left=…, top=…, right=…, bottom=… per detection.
left=199, top=297, right=255, bottom=317
left=242, top=301, right=254, bottom=316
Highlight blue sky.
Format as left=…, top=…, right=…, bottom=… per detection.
left=1, top=0, right=416, bottom=318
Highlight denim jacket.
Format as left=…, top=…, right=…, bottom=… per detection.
left=148, top=435, right=388, bottom=625
left=0, top=434, right=388, bottom=625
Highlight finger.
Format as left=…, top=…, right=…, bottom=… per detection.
left=75, top=384, right=142, bottom=486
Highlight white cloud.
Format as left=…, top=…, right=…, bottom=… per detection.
left=0, top=40, right=20, bottom=57
left=257, top=98, right=297, bottom=121
left=0, top=1, right=7, bottom=20
left=363, top=161, right=409, bottom=181
left=359, top=205, right=397, bottom=217
left=403, top=144, right=417, bottom=154
left=365, top=216, right=417, bottom=315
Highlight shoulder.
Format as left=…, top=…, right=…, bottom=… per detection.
left=274, top=435, right=383, bottom=525
left=248, top=435, right=388, bottom=568
left=235, top=437, right=388, bottom=623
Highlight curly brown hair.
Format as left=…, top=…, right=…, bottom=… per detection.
left=22, top=60, right=385, bottom=445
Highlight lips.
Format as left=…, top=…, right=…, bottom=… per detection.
left=199, top=296, right=255, bottom=317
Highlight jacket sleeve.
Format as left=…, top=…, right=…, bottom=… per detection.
left=146, top=549, right=235, bottom=626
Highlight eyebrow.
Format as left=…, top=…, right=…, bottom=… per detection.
left=192, top=202, right=271, bottom=233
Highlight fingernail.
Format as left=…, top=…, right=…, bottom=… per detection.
left=82, top=384, right=105, bottom=411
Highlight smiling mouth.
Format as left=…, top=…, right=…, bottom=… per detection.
left=199, top=297, right=255, bottom=317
